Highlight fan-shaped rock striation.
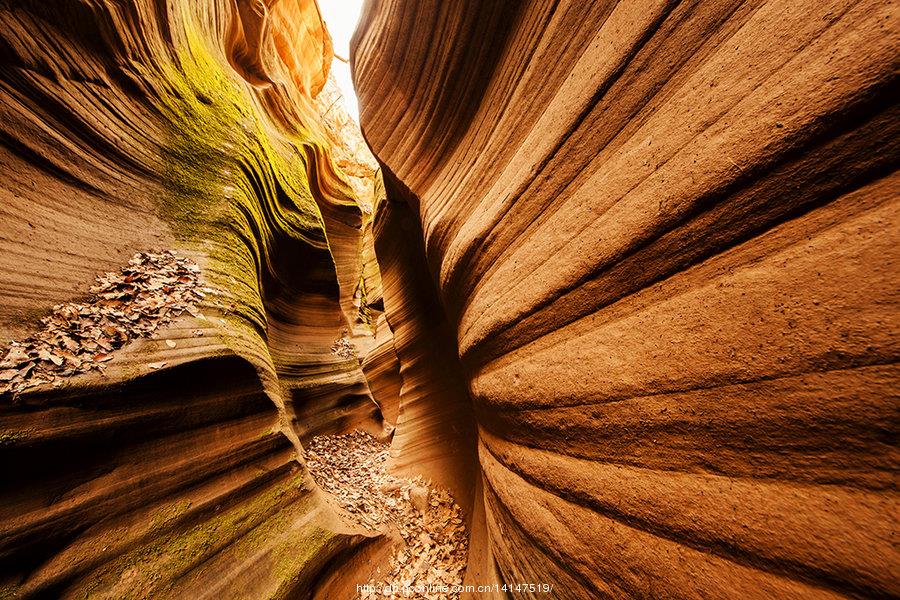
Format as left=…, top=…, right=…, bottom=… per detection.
left=353, top=0, right=900, bottom=597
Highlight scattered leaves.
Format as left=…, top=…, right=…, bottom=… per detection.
left=0, top=251, right=209, bottom=397
left=330, top=332, right=356, bottom=360
left=306, top=431, right=468, bottom=599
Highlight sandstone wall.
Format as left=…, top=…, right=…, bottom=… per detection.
left=0, top=0, right=384, bottom=596
left=353, top=1, right=900, bottom=597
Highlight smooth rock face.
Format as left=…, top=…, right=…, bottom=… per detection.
left=0, top=0, right=386, bottom=597
left=353, top=1, right=900, bottom=598
left=0, top=0, right=898, bottom=598
left=373, top=188, right=479, bottom=512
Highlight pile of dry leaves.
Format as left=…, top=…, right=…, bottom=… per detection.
left=306, top=431, right=468, bottom=599
left=330, top=333, right=357, bottom=360
left=0, top=250, right=209, bottom=397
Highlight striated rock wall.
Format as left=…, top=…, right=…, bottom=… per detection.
left=354, top=0, right=900, bottom=598
left=373, top=173, right=478, bottom=512
left=1, top=0, right=897, bottom=597
left=0, top=0, right=386, bottom=597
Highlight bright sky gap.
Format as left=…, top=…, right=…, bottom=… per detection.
left=319, top=0, right=365, bottom=122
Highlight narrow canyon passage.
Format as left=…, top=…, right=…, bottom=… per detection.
left=306, top=431, right=469, bottom=597
left=0, top=0, right=898, bottom=599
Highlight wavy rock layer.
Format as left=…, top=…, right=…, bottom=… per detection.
left=0, top=0, right=386, bottom=597
left=373, top=181, right=478, bottom=510
left=354, top=1, right=900, bottom=598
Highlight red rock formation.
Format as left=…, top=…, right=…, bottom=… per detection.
left=1, top=0, right=897, bottom=597
left=0, top=0, right=386, bottom=596
left=373, top=177, right=479, bottom=511
left=361, top=315, right=402, bottom=426
left=353, top=0, right=900, bottom=597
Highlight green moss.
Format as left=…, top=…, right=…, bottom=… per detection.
left=0, top=429, right=33, bottom=447
left=75, top=473, right=315, bottom=599
left=151, top=20, right=334, bottom=344
left=149, top=500, right=193, bottom=530
left=270, top=525, right=337, bottom=596
left=356, top=272, right=373, bottom=327
left=155, top=474, right=304, bottom=571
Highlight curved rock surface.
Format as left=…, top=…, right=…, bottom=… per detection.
left=353, top=1, right=900, bottom=598
left=0, top=0, right=898, bottom=598
left=0, top=0, right=387, bottom=597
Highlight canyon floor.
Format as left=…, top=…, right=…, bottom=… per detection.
left=307, top=431, right=468, bottom=599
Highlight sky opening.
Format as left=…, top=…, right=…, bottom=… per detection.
left=318, top=0, right=365, bottom=122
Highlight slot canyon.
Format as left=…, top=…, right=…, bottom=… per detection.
left=0, top=0, right=897, bottom=598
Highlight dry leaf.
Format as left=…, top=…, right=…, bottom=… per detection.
left=0, top=250, right=211, bottom=396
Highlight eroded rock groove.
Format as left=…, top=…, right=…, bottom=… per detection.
left=0, top=0, right=897, bottom=598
